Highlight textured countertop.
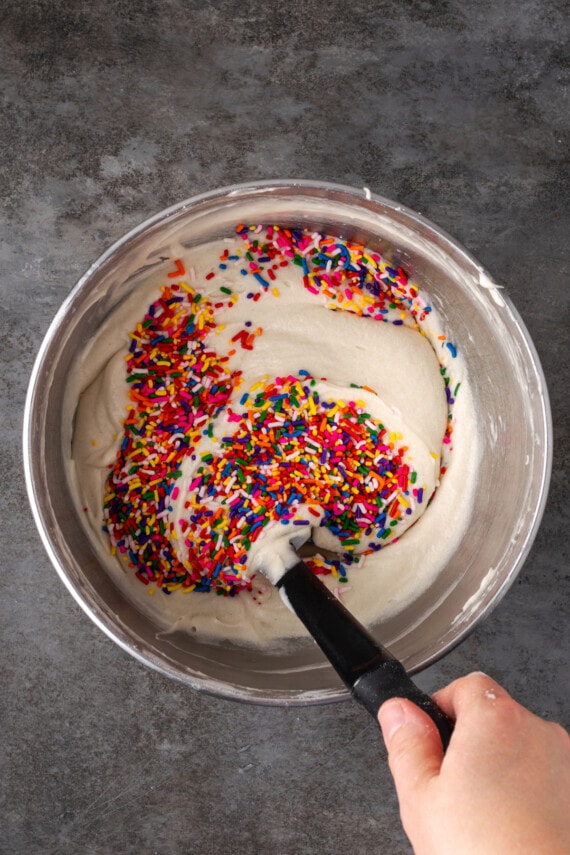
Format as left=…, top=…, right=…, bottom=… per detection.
left=2, top=1, right=568, bottom=853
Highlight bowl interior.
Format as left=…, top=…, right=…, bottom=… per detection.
left=24, top=181, right=551, bottom=704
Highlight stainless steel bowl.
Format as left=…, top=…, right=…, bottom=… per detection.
left=23, top=180, right=552, bottom=704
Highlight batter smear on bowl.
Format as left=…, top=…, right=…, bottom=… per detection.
left=72, top=225, right=476, bottom=646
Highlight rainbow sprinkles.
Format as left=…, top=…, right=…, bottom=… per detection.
left=100, top=225, right=460, bottom=599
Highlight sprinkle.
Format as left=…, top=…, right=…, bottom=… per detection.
left=253, top=272, right=269, bottom=288
left=167, top=259, right=186, bottom=278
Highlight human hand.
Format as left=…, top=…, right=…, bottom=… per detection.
left=378, top=672, right=570, bottom=855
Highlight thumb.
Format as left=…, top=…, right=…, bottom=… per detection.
left=378, top=698, right=444, bottom=803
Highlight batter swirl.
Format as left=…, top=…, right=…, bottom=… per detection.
left=72, top=225, right=475, bottom=645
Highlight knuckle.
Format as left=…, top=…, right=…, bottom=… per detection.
left=547, top=720, right=570, bottom=747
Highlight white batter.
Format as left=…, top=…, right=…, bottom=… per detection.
left=70, top=227, right=479, bottom=647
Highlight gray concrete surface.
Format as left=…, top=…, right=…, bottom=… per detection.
left=1, top=1, right=568, bottom=853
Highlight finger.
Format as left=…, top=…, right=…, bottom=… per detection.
left=378, top=698, right=444, bottom=804
left=432, top=672, right=511, bottom=721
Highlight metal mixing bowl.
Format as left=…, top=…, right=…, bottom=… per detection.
left=23, top=180, right=552, bottom=704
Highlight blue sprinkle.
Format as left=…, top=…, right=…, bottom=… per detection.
left=253, top=272, right=269, bottom=288
left=446, top=342, right=457, bottom=358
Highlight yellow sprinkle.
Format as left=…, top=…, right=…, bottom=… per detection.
left=182, top=584, right=197, bottom=594
left=272, top=287, right=280, bottom=297
left=430, top=451, right=439, bottom=460
left=91, top=439, right=98, bottom=446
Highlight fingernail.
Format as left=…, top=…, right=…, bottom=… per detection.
left=378, top=700, right=406, bottom=744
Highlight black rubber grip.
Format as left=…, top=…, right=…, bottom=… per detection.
left=277, top=560, right=453, bottom=749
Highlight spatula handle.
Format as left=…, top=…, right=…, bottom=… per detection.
left=277, top=560, right=453, bottom=749
left=352, top=660, right=454, bottom=748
